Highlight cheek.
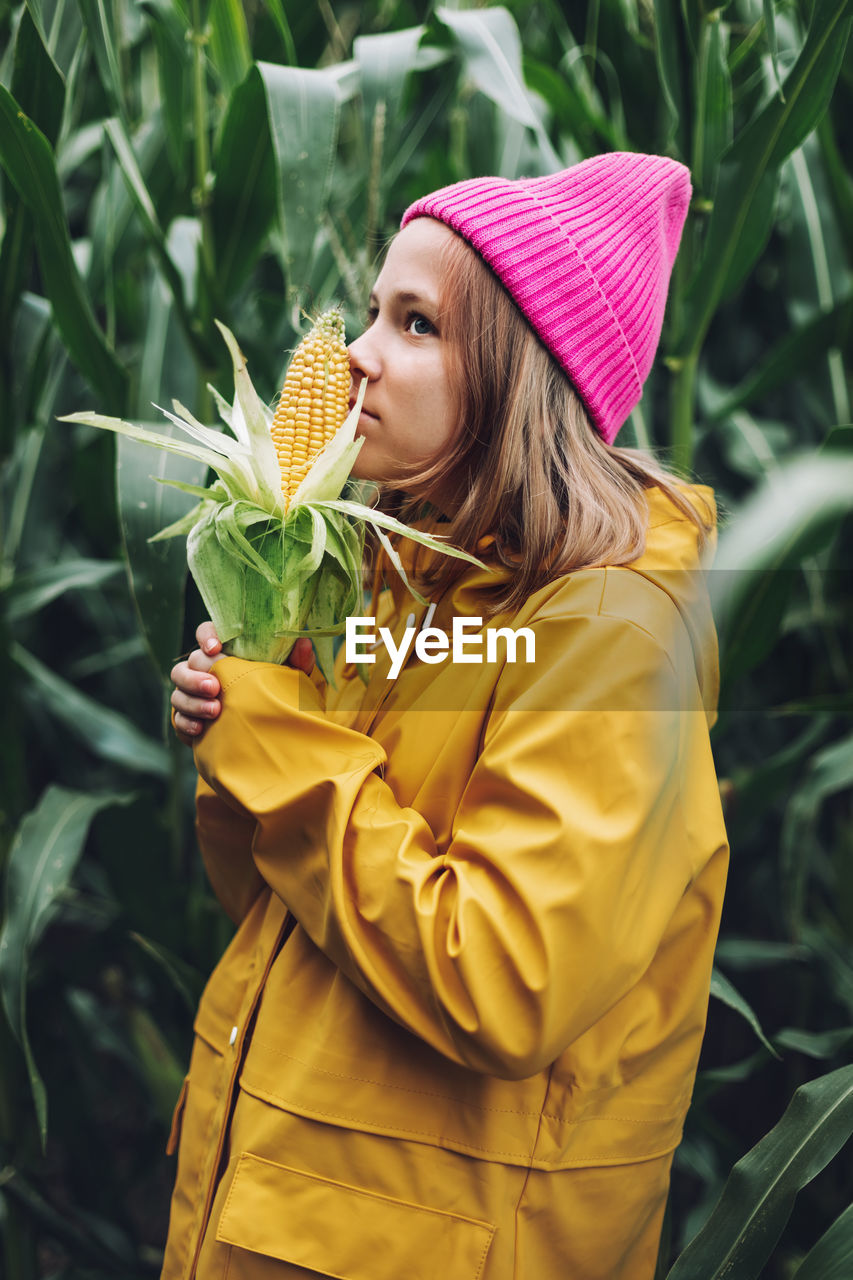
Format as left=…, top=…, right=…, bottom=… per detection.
left=436, top=378, right=462, bottom=448
left=436, top=351, right=463, bottom=432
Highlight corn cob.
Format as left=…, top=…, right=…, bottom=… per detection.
left=62, top=316, right=484, bottom=681
left=271, top=310, right=351, bottom=510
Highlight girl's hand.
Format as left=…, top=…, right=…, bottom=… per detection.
left=170, top=622, right=223, bottom=746
left=170, top=622, right=316, bottom=747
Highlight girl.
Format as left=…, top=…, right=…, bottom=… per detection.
left=167, top=152, right=729, bottom=1280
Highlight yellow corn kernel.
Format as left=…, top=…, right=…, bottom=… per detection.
left=271, top=310, right=351, bottom=508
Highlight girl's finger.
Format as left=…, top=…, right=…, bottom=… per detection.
left=172, top=710, right=204, bottom=743
left=171, top=689, right=221, bottom=720
left=288, top=638, right=316, bottom=674
left=171, top=660, right=220, bottom=697
left=196, top=620, right=222, bottom=655
left=187, top=646, right=222, bottom=675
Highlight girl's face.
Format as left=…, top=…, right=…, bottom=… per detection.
left=347, top=218, right=460, bottom=489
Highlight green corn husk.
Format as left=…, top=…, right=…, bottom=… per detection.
left=60, top=319, right=486, bottom=684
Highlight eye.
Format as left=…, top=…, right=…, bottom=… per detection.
left=405, top=312, right=435, bottom=337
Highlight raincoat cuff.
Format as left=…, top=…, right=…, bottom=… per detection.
left=193, top=655, right=331, bottom=788
left=207, top=655, right=326, bottom=714
left=192, top=651, right=385, bottom=826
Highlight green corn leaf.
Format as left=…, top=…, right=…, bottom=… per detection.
left=0, top=87, right=127, bottom=408
left=167, top=399, right=244, bottom=455
left=22, top=0, right=51, bottom=46
left=0, top=786, right=133, bottom=1145
left=817, top=111, right=853, bottom=265
left=211, top=65, right=277, bottom=300
left=693, top=13, right=732, bottom=197
left=369, top=521, right=426, bottom=606
left=76, top=0, right=125, bottom=118
left=0, top=1162, right=136, bottom=1267
left=709, top=296, right=852, bottom=420
left=677, top=0, right=853, bottom=358
left=775, top=1027, right=853, bottom=1061
left=128, top=931, right=202, bottom=1014
left=695, top=1051, right=769, bottom=1097
left=214, top=320, right=283, bottom=508
left=185, top=509, right=246, bottom=646
left=710, top=453, right=853, bottom=684
left=710, top=968, right=779, bottom=1058
left=103, top=117, right=163, bottom=234
left=299, top=506, right=329, bottom=578
left=152, top=477, right=217, bottom=504
left=84, top=115, right=167, bottom=302
left=263, top=0, right=297, bottom=64
left=141, top=0, right=191, bottom=169
left=148, top=497, right=205, bottom=542
left=186, top=506, right=293, bottom=659
left=59, top=410, right=255, bottom=501
left=714, top=937, right=812, bottom=970
left=781, top=731, right=853, bottom=937
left=522, top=56, right=626, bottom=154
left=117, top=424, right=209, bottom=677
left=5, top=558, right=123, bottom=622
left=436, top=5, right=538, bottom=129
left=102, top=116, right=200, bottom=343
left=653, top=0, right=688, bottom=153
left=666, top=1065, right=853, bottom=1280
left=11, top=5, right=64, bottom=145
left=208, top=0, right=252, bottom=97
left=256, top=61, right=342, bottom=301
left=69, top=637, right=147, bottom=680
left=125, top=1005, right=187, bottom=1129
left=321, top=500, right=491, bottom=569
left=208, top=380, right=239, bottom=435
left=763, top=0, right=785, bottom=101
left=787, top=145, right=851, bottom=425
left=136, top=249, right=195, bottom=414
left=823, top=424, right=853, bottom=452
left=215, top=504, right=283, bottom=587
left=354, top=25, right=426, bottom=246
left=0, top=192, right=32, bottom=344
left=791, top=1202, right=853, bottom=1279
left=715, top=560, right=794, bottom=689
left=12, top=643, right=170, bottom=777
left=711, top=453, right=853, bottom=578
left=436, top=5, right=561, bottom=168
left=354, top=25, right=425, bottom=140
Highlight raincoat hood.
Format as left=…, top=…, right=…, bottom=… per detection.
left=381, top=482, right=719, bottom=726
left=622, top=484, right=719, bottom=726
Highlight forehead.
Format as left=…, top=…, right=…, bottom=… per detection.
left=373, top=218, right=459, bottom=298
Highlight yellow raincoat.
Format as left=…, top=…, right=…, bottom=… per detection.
left=162, top=484, right=729, bottom=1280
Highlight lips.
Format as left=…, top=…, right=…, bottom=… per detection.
left=350, top=396, right=378, bottom=421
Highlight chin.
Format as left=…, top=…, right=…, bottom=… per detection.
left=350, top=458, right=387, bottom=484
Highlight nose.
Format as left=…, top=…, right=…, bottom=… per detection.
left=348, top=328, right=380, bottom=386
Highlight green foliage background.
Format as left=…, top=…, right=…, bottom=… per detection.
left=0, top=1, right=852, bottom=1276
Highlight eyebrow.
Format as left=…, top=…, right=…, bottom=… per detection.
left=368, top=288, right=437, bottom=309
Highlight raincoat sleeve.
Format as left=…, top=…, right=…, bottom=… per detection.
left=193, top=610, right=712, bottom=1079
left=195, top=776, right=263, bottom=924
left=192, top=657, right=330, bottom=925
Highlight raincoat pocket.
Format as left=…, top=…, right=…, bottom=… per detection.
left=216, top=1151, right=495, bottom=1280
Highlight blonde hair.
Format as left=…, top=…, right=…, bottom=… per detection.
left=364, top=226, right=713, bottom=618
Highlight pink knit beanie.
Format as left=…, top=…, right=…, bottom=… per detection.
left=400, top=152, right=691, bottom=445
